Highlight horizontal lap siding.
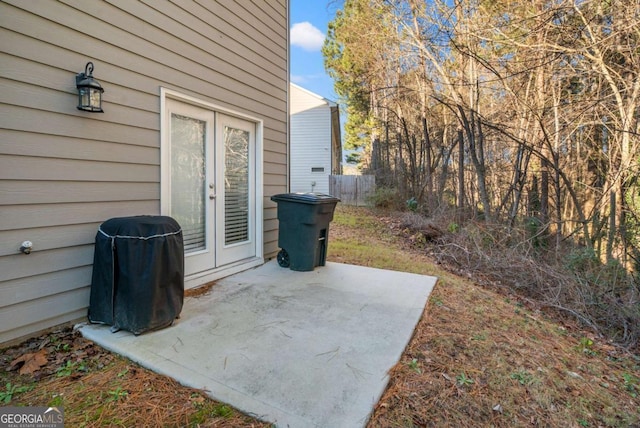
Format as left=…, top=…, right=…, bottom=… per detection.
left=290, top=85, right=332, bottom=194
left=0, top=0, right=288, bottom=344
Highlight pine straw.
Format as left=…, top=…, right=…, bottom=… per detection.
left=185, top=280, right=219, bottom=298
left=368, top=277, right=639, bottom=427
left=14, top=354, right=270, bottom=427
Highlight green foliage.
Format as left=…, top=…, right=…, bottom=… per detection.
left=212, top=404, right=234, bottom=418
left=106, top=386, right=128, bottom=402
left=456, top=373, right=474, bottom=386
left=564, top=249, right=632, bottom=303
left=190, top=402, right=235, bottom=424
left=0, top=382, right=33, bottom=404
left=525, top=216, right=546, bottom=248
left=322, top=0, right=393, bottom=154
left=623, top=180, right=640, bottom=271
left=510, top=370, right=536, bottom=386
left=406, top=197, right=418, bottom=212
left=56, top=360, right=87, bottom=377
left=367, top=186, right=401, bottom=208
left=447, top=222, right=460, bottom=233
left=565, top=247, right=600, bottom=273
left=408, top=358, right=421, bottom=374
left=577, top=337, right=597, bottom=356
left=56, top=360, right=75, bottom=377
left=48, top=394, right=64, bottom=407
left=622, top=373, right=638, bottom=398
left=345, top=151, right=361, bottom=165
left=55, top=342, right=71, bottom=352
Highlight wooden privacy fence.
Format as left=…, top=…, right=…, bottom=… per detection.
left=329, top=175, right=375, bottom=206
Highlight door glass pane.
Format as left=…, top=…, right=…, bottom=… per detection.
left=224, top=126, right=249, bottom=245
left=171, top=113, right=206, bottom=252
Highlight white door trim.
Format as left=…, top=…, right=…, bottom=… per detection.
left=160, top=88, right=264, bottom=289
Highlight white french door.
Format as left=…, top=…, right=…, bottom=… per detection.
left=215, top=114, right=256, bottom=266
left=164, top=97, right=257, bottom=277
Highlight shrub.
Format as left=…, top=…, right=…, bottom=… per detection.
left=399, top=210, right=640, bottom=349
left=368, top=186, right=402, bottom=209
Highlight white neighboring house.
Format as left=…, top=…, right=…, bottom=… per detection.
left=289, top=83, right=342, bottom=194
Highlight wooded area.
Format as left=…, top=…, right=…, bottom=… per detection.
left=323, top=0, right=639, bottom=348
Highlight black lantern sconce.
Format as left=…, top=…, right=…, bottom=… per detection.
left=76, top=62, right=104, bottom=112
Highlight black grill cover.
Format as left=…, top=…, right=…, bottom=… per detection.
left=88, top=216, right=184, bottom=335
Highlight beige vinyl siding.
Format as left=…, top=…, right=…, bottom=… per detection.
left=0, top=0, right=288, bottom=344
left=0, top=224, right=101, bottom=257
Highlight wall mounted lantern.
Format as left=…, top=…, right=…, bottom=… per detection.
left=76, top=62, right=104, bottom=112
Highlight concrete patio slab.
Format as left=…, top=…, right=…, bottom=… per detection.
left=78, top=261, right=437, bottom=428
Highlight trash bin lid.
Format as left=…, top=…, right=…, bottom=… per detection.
left=271, top=192, right=340, bottom=204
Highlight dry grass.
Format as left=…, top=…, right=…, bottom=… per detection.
left=1, top=204, right=638, bottom=427
left=330, top=205, right=639, bottom=428
left=427, top=220, right=640, bottom=350
left=370, top=281, right=639, bottom=427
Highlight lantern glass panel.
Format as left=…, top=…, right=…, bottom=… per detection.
left=90, top=88, right=101, bottom=110
left=78, top=87, right=90, bottom=109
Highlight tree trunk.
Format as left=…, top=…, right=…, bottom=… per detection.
left=458, top=129, right=465, bottom=221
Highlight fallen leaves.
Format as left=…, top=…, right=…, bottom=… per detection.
left=7, top=349, right=48, bottom=375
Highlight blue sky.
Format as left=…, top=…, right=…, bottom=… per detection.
left=290, top=0, right=340, bottom=102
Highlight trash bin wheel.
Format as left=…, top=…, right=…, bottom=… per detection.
left=277, top=249, right=290, bottom=268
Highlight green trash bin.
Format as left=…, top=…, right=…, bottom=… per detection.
left=271, top=192, right=340, bottom=271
